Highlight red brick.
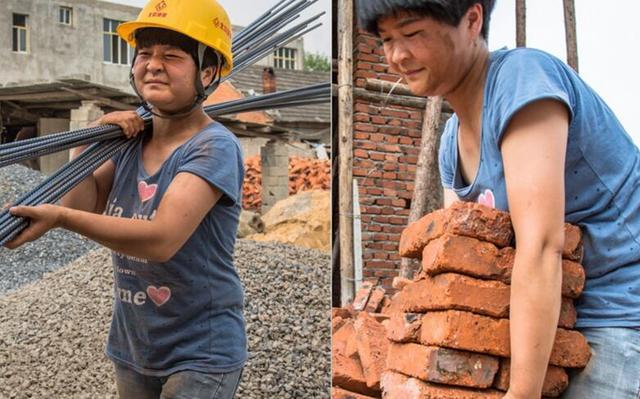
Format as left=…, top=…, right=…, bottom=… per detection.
left=398, top=273, right=511, bottom=318
left=380, top=371, right=503, bottom=399
left=495, top=359, right=569, bottom=397
left=420, top=235, right=586, bottom=299
left=333, top=320, right=355, bottom=356
left=331, top=387, right=379, bottom=399
left=333, top=307, right=353, bottom=321
left=563, top=223, right=583, bottom=262
left=365, top=287, right=386, bottom=313
left=352, top=281, right=375, bottom=311
left=387, top=342, right=499, bottom=388
left=419, top=310, right=591, bottom=367
left=387, top=312, right=422, bottom=342
left=333, top=351, right=380, bottom=397
left=399, top=202, right=513, bottom=258
left=559, top=298, right=577, bottom=329
left=354, top=312, right=390, bottom=390
left=333, top=316, right=346, bottom=333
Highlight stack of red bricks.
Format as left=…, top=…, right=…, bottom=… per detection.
left=242, top=155, right=331, bottom=210
left=332, top=281, right=391, bottom=399
left=381, top=201, right=590, bottom=398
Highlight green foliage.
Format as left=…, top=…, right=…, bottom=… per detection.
left=304, top=52, right=330, bottom=72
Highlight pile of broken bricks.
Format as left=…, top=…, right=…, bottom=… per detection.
left=332, top=201, right=591, bottom=399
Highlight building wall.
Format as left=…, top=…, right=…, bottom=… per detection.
left=0, top=3, right=306, bottom=93
left=352, top=29, right=446, bottom=291
left=0, top=0, right=140, bottom=92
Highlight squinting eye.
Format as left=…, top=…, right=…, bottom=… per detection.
left=404, top=30, right=421, bottom=38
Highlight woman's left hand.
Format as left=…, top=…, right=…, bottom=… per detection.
left=4, top=204, right=64, bottom=249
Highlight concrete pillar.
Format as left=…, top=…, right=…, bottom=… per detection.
left=38, top=118, right=70, bottom=175
left=38, top=101, right=103, bottom=175
left=260, top=139, right=289, bottom=212
left=69, top=100, right=104, bottom=132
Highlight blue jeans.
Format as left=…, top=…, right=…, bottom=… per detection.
left=114, top=363, right=243, bottom=399
left=561, top=327, right=640, bottom=398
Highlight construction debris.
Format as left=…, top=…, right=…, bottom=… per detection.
left=237, top=210, right=265, bottom=238
left=0, top=239, right=330, bottom=398
left=242, top=155, right=331, bottom=211
left=248, top=189, right=330, bottom=252
left=332, top=202, right=590, bottom=398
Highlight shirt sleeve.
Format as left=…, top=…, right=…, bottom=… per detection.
left=438, top=116, right=457, bottom=189
left=486, top=49, right=576, bottom=145
left=177, top=132, right=244, bottom=207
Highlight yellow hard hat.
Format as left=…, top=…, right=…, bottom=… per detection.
left=116, top=0, right=233, bottom=77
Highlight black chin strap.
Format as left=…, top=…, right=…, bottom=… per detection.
left=129, top=45, right=223, bottom=120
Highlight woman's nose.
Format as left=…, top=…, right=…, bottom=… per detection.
left=387, top=41, right=411, bottom=67
left=145, top=53, right=164, bottom=73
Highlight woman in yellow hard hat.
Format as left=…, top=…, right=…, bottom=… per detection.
left=5, top=0, right=247, bottom=397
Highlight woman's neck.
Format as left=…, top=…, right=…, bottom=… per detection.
left=150, top=107, right=213, bottom=145
left=446, top=45, right=490, bottom=134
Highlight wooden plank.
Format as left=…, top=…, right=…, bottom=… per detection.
left=516, top=0, right=527, bottom=47
left=563, top=0, right=579, bottom=72
left=399, top=96, right=444, bottom=279
left=338, top=0, right=355, bottom=305
left=59, top=87, right=136, bottom=110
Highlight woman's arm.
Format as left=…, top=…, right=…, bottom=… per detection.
left=6, top=171, right=221, bottom=262
left=60, top=111, right=144, bottom=214
left=500, top=99, right=569, bottom=399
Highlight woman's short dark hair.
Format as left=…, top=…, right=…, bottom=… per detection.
left=357, top=0, right=496, bottom=40
left=134, top=28, right=220, bottom=70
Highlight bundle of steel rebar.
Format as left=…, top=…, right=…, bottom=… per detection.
left=0, top=0, right=329, bottom=246
left=0, top=0, right=325, bottom=167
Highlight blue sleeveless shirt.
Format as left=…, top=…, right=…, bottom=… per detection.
left=439, top=48, right=640, bottom=328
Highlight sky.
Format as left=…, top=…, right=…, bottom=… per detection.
left=488, top=0, right=640, bottom=145
left=106, top=0, right=330, bottom=56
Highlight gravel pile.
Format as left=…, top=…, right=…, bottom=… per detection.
left=0, top=239, right=331, bottom=398
left=0, top=164, right=98, bottom=294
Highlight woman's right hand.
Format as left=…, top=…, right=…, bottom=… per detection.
left=94, top=110, right=145, bottom=138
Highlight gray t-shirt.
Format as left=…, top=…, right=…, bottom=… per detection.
left=439, top=48, right=640, bottom=328
left=104, top=121, right=247, bottom=376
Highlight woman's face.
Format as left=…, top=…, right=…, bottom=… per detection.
left=132, top=44, right=201, bottom=112
left=377, top=10, right=480, bottom=97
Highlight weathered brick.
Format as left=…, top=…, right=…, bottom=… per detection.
left=333, top=316, right=346, bottom=333
left=494, top=359, right=569, bottom=397
left=354, top=312, right=390, bottom=389
left=563, top=223, right=583, bottom=262
left=353, top=281, right=375, bottom=311
left=333, top=351, right=380, bottom=397
left=380, top=371, right=503, bottom=399
left=365, top=287, right=386, bottom=313
left=419, top=310, right=591, bottom=367
left=399, top=202, right=513, bottom=258
left=333, top=307, right=353, bottom=321
left=390, top=275, right=575, bottom=328
left=387, top=312, right=422, bottom=343
left=331, top=387, right=379, bottom=399
left=559, top=298, right=577, bottom=329
left=399, top=273, right=510, bottom=318
left=333, top=321, right=355, bottom=356
left=387, top=343, right=499, bottom=388
left=420, top=234, right=511, bottom=281
left=420, top=235, right=586, bottom=299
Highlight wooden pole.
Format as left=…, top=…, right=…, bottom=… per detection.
left=516, top=0, right=526, bottom=47
left=399, top=96, right=444, bottom=279
left=338, top=0, right=355, bottom=306
left=563, top=0, right=579, bottom=72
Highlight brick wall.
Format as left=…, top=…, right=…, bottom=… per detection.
left=352, top=29, right=447, bottom=290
